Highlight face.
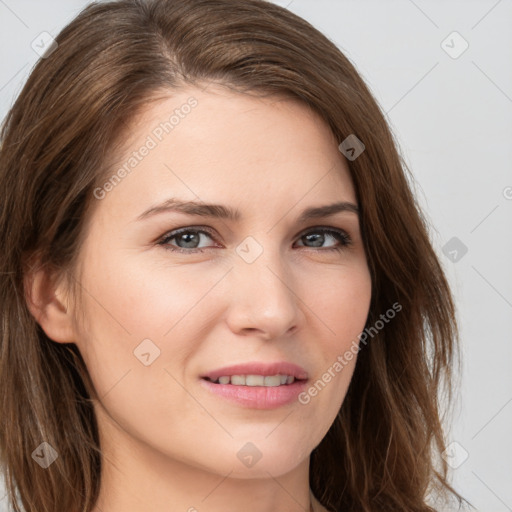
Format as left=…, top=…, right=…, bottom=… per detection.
left=69, top=84, right=372, bottom=479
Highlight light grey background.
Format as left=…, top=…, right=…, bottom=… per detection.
left=1, top=1, right=511, bottom=511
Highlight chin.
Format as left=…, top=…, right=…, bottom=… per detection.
left=185, top=438, right=310, bottom=479
left=228, top=456, right=307, bottom=479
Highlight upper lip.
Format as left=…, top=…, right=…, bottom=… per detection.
left=200, top=361, right=309, bottom=381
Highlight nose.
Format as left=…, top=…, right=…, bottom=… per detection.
left=225, top=244, right=304, bottom=340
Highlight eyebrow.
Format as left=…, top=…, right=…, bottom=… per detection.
left=136, top=198, right=359, bottom=223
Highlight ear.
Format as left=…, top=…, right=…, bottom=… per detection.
left=24, top=265, right=76, bottom=343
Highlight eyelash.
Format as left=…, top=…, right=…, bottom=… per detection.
left=157, top=226, right=352, bottom=254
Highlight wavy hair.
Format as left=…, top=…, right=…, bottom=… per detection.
left=0, top=1, right=466, bottom=510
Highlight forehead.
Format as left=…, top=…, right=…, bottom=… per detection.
left=93, top=84, right=356, bottom=220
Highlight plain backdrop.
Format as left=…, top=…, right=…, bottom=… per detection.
left=1, top=1, right=511, bottom=511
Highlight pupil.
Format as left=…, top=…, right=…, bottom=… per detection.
left=305, top=233, right=324, bottom=247
left=178, top=232, right=199, bottom=248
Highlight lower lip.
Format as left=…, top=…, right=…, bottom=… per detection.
left=199, top=378, right=308, bottom=409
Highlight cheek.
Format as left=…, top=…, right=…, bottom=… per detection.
left=298, top=262, right=371, bottom=413
left=72, top=250, right=230, bottom=390
left=71, top=254, right=215, bottom=443
left=309, top=261, right=372, bottom=348
left=79, top=247, right=228, bottom=338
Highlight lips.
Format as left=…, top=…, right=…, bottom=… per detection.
left=200, top=361, right=309, bottom=382
left=199, top=361, right=310, bottom=409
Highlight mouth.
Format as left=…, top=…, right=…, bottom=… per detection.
left=198, top=362, right=309, bottom=409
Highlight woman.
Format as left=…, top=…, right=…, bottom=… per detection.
left=0, top=0, right=467, bottom=511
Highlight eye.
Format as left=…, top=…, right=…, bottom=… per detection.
left=157, top=226, right=352, bottom=254
left=294, top=227, right=352, bottom=251
left=158, top=227, right=217, bottom=253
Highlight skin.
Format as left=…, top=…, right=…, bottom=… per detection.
left=28, top=83, right=372, bottom=512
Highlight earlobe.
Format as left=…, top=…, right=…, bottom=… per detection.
left=24, top=267, right=76, bottom=344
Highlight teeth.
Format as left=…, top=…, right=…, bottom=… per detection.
left=246, top=375, right=264, bottom=386
left=231, top=375, right=246, bottom=385
left=211, top=374, right=296, bottom=386
left=264, top=375, right=282, bottom=387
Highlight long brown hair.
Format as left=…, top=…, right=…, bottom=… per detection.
left=0, top=0, right=466, bottom=510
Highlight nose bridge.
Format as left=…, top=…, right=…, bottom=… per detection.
left=227, top=235, right=301, bottom=337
